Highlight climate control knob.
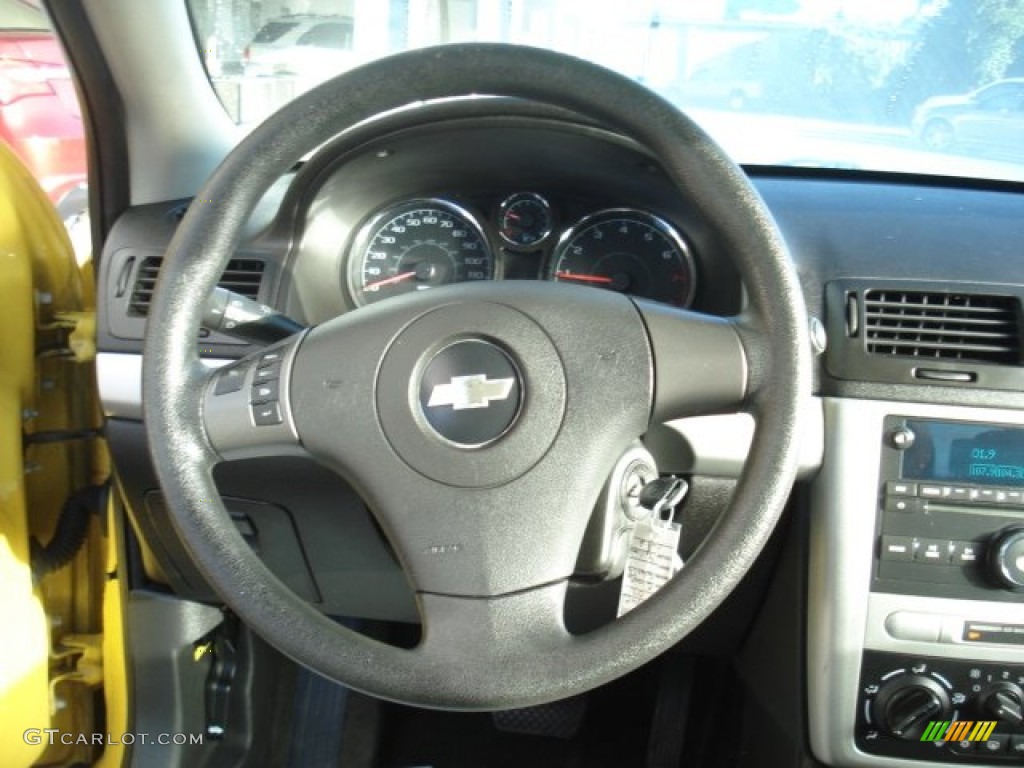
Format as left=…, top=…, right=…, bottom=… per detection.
left=978, top=682, right=1024, bottom=726
left=873, top=675, right=952, bottom=740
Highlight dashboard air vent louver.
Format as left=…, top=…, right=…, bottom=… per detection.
left=863, top=290, right=1021, bottom=365
left=129, top=257, right=265, bottom=316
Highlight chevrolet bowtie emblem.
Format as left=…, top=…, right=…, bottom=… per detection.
left=427, top=374, right=515, bottom=410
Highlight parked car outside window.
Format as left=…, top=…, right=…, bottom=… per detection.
left=243, top=14, right=357, bottom=81
left=912, top=78, right=1024, bottom=157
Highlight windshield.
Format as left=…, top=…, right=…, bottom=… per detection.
left=187, top=1, right=1024, bottom=183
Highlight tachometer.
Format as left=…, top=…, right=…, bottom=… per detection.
left=349, top=199, right=494, bottom=306
left=549, top=209, right=696, bottom=307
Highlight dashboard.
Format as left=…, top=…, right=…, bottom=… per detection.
left=273, top=107, right=743, bottom=326
left=344, top=196, right=695, bottom=308
left=95, top=99, right=1024, bottom=767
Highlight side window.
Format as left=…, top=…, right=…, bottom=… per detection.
left=297, top=22, right=353, bottom=50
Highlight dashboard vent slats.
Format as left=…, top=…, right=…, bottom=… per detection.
left=863, top=290, right=1021, bottom=365
left=129, top=257, right=265, bottom=316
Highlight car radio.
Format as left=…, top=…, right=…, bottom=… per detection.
left=856, top=416, right=1024, bottom=763
left=874, top=417, right=1024, bottom=601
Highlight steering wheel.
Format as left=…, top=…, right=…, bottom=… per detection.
left=143, top=43, right=810, bottom=710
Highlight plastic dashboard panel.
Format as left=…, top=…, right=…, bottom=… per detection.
left=280, top=116, right=745, bottom=325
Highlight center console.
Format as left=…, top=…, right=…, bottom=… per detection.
left=809, top=400, right=1024, bottom=767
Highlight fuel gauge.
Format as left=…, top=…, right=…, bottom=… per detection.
left=498, top=192, right=553, bottom=248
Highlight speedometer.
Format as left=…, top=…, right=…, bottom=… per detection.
left=348, top=199, right=494, bottom=306
left=549, top=209, right=696, bottom=307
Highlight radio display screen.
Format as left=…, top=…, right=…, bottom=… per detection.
left=902, top=420, right=1024, bottom=487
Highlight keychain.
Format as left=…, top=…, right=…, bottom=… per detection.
left=617, top=477, right=687, bottom=617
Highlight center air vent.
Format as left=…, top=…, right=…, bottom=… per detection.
left=863, top=290, right=1021, bottom=365
left=129, top=257, right=265, bottom=316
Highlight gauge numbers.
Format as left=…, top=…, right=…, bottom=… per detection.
left=550, top=209, right=696, bottom=307
left=349, top=199, right=493, bottom=306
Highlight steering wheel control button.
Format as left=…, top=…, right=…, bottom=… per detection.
left=419, top=340, right=521, bottom=447
left=251, top=380, right=279, bottom=404
left=253, top=362, right=281, bottom=384
left=258, top=350, right=284, bottom=367
left=214, top=364, right=248, bottom=395
left=251, top=401, right=283, bottom=427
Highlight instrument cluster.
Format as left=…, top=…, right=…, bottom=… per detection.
left=345, top=192, right=697, bottom=308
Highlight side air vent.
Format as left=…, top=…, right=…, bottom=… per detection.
left=129, top=257, right=265, bottom=316
left=863, top=290, right=1021, bottom=365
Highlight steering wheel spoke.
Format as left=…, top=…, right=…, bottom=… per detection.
left=413, top=583, right=572, bottom=697
left=635, top=300, right=754, bottom=422
left=202, top=334, right=307, bottom=460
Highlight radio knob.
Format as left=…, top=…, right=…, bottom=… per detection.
left=988, top=527, right=1024, bottom=590
left=886, top=426, right=916, bottom=451
left=978, top=682, right=1024, bottom=726
left=873, top=675, right=952, bottom=740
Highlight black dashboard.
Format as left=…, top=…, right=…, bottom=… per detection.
left=279, top=111, right=744, bottom=325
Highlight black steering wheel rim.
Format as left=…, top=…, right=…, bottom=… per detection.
left=143, top=43, right=811, bottom=710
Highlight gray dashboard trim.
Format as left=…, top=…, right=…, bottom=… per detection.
left=808, top=397, right=1024, bottom=768
left=866, top=592, right=1024, bottom=663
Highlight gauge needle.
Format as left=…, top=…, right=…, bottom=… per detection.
left=555, top=271, right=614, bottom=284
left=364, top=271, right=416, bottom=289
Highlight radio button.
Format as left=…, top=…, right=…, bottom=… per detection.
left=951, top=541, right=982, bottom=565
left=980, top=733, right=1009, bottom=754
left=950, top=486, right=971, bottom=501
left=884, top=497, right=923, bottom=514
left=919, top=485, right=945, bottom=499
left=916, top=539, right=952, bottom=564
left=885, top=481, right=918, bottom=497
left=881, top=535, right=915, bottom=561
left=978, top=488, right=998, bottom=503
left=1007, top=490, right=1024, bottom=506
left=1008, top=735, right=1024, bottom=755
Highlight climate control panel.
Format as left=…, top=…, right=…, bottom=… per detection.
left=857, top=651, right=1024, bottom=762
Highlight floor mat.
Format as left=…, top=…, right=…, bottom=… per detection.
left=377, top=664, right=658, bottom=768
left=285, top=665, right=350, bottom=768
